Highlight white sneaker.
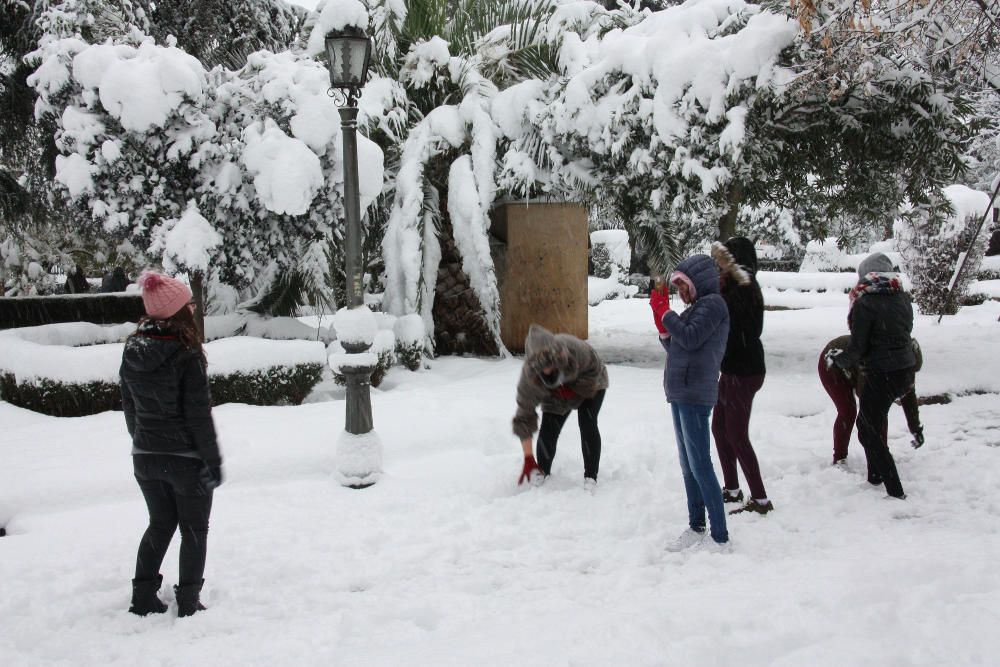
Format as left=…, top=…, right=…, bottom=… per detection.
left=665, top=528, right=706, bottom=552
left=701, top=538, right=733, bottom=554
left=583, top=478, right=597, bottom=494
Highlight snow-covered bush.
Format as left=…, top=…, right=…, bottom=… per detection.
left=393, top=313, right=424, bottom=371
left=0, top=328, right=326, bottom=416
left=590, top=230, right=630, bottom=280
left=590, top=244, right=614, bottom=280
left=900, top=185, right=992, bottom=316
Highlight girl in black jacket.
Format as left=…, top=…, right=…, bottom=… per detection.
left=711, top=238, right=772, bottom=515
left=121, top=271, right=223, bottom=617
left=832, top=253, right=915, bottom=499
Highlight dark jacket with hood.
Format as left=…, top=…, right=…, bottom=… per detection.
left=835, top=252, right=916, bottom=374
left=661, top=254, right=730, bottom=407
left=120, top=322, right=221, bottom=466
left=512, top=324, right=609, bottom=440
left=717, top=237, right=766, bottom=377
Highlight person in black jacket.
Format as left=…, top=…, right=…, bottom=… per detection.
left=121, top=271, right=223, bottom=617
left=832, top=252, right=915, bottom=499
left=710, top=238, right=772, bottom=516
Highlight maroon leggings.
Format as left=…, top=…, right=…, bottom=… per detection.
left=711, top=373, right=767, bottom=499
left=817, top=356, right=888, bottom=463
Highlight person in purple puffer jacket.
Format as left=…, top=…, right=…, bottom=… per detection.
left=656, top=253, right=731, bottom=552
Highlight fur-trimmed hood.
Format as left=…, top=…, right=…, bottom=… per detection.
left=512, top=324, right=609, bottom=440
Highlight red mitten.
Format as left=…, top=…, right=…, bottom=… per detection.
left=518, top=456, right=542, bottom=485
left=553, top=385, right=578, bottom=400
left=649, top=288, right=670, bottom=334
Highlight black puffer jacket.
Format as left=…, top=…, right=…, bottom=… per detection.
left=719, top=237, right=766, bottom=377
left=840, top=292, right=916, bottom=373
left=120, top=324, right=221, bottom=466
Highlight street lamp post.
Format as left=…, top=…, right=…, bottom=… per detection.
left=324, top=27, right=381, bottom=488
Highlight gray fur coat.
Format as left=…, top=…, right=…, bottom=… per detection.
left=511, top=324, right=609, bottom=440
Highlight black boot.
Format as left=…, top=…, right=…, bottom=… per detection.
left=129, top=574, right=168, bottom=616
left=174, top=580, right=207, bottom=617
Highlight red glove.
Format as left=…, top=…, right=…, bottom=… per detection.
left=518, top=456, right=542, bottom=485
left=649, top=288, right=671, bottom=335
left=553, top=385, right=578, bottom=400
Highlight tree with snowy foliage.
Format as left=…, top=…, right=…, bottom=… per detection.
left=495, top=0, right=981, bottom=273
left=26, top=0, right=384, bottom=313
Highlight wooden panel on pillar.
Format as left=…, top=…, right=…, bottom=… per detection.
left=492, top=201, right=588, bottom=353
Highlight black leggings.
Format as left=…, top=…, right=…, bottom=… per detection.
left=133, top=454, right=214, bottom=585
left=536, top=390, right=606, bottom=480
left=857, top=368, right=914, bottom=498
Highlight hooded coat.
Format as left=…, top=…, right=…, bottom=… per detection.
left=661, top=254, right=730, bottom=406
left=120, top=325, right=221, bottom=466
left=512, top=324, right=609, bottom=440
left=837, top=252, right=916, bottom=373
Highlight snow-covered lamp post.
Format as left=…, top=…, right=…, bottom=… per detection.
left=322, top=14, right=381, bottom=488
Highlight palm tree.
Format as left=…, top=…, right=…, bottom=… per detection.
left=369, top=0, right=562, bottom=356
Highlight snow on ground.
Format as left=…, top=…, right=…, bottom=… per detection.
left=2, top=295, right=1000, bottom=666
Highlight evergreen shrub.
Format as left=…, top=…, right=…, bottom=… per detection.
left=0, top=363, right=324, bottom=417
left=0, top=294, right=145, bottom=330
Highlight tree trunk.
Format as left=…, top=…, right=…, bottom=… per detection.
left=191, top=270, right=206, bottom=343
left=717, top=181, right=744, bottom=242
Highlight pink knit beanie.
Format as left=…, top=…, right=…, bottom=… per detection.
left=137, top=271, right=192, bottom=319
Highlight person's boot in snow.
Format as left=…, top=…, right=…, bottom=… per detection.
left=129, top=574, right=168, bottom=616
left=665, top=528, right=706, bottom=552
left=729, top=499, right=774, bottom=515
left=174, top=580, right=207, bottom=617
left=722, top=488, right=743, bottom=504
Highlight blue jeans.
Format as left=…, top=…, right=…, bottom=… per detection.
left=671, top=402, right=728, bottom=544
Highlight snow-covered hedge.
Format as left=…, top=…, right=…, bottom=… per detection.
left=0, top=326, right=325, bottom=417
left=0, top=293, right=144, bottom=330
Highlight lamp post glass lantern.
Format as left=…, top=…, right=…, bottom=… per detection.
left=325, top=26, right=381, bottom=488
left=324, top=28, right=372, bottom=96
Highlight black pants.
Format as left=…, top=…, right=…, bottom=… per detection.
left=536, top=389, right=606, bottom=480
left=133, top=454, right=214, bottom=585
left=856, top=368, right=914, bottom=498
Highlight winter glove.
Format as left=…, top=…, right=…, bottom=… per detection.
left=553, top=385, right=578, bottom=400
left=518, top=456, right=542, bottom=486
left=649, top=287, right=671, bottom=335
left=911, top=427, right=925, bottom=449
left=200, top=465, right=223, bottom=490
